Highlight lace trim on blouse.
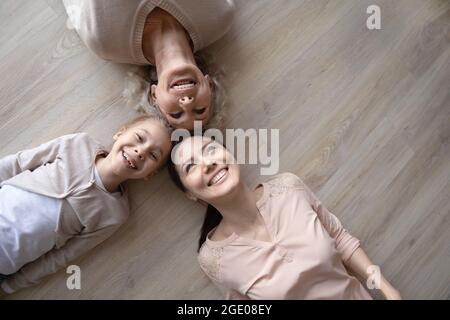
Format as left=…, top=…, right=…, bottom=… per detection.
left=265, top=173, right=305, bottom=196
left=198, top=245, right=224, bottom=282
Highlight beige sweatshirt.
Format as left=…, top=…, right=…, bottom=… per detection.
left=0, top=133, right=129, bottom=293
left=198, top=173, right=372, bottom=300
left=63, top=0, right=236, bottom=64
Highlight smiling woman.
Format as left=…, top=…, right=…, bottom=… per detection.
left=167, top=135, right=401, bottom=300
left=63, top=0, right=235, bottom=130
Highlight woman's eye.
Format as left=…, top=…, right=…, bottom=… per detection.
left=170, top=112, right=183, bottom=119
left=186, top=163, right=194, bottom=173
left=150, top=152, right=157, bottom=161
left=135, top=133, right=142, bottom=141
left=194, top=107, right=206, bottom=115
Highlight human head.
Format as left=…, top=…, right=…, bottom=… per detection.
left=168, top=135, right=240, bottom=250
left=108, top=114, right=172, bottom=181
left=169, top=135, right=240, bottom=203
left=148, top=54, right=225, bottom=131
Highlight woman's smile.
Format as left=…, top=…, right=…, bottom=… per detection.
left=208, top=167, right=229, bottom=187
left=170, top=78, right=197, bottom=90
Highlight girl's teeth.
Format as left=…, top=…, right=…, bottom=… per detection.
left=123, top=151, right=136, bottom=169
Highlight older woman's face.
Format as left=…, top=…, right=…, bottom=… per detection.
left=151, top=64, right=213, bottom=130
left=173, top=136, right=240, bottom=202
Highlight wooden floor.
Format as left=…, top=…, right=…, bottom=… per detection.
left=1, top=0, right=449, bottom=299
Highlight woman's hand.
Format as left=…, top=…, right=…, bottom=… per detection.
left=384, top=289, right=402, bottom=300
left=344, top=248, right=403, bottom=300
left=380, top=281, right=402, bottom=300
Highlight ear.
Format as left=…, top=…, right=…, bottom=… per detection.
left=186, top=191, right=197, bottom=201
left=204, top=74, right=214, bottom=91
left=113, top=127, right=127, bottom=140
left=150, top=84, right=158, bottom=104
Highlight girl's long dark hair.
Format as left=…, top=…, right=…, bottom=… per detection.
left=167, top=146, right=222, bottom=252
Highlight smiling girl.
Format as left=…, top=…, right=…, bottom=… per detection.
left=0, top=114, right=172, bottom=295
left=168, top=136, right=401, bottom=300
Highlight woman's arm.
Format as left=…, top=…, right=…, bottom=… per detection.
left=345, top=247, right=402, bottom=300
left=290, top=173, right=402, bottom=299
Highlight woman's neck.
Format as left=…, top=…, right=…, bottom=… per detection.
left=210, top=182, right=263, bottom=235
left=142, top=8, right=195, bottom=71
left=95, top=155, right=124, bottom=193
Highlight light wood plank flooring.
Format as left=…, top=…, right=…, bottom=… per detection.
left=0, top=0, right=449, bottom=299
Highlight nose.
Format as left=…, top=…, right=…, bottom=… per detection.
left=179, top=96, right=194, bottom=106
left=134, top=148, right=144, bottom=160
left=203, top=158, right=216, bottom=172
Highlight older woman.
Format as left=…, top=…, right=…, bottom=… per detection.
left=168, top=135, right=402, bottom=300
left=63, top=0, right=235, bottom=130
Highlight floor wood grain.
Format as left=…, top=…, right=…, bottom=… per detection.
left=1, top=0, right=449, bottom=299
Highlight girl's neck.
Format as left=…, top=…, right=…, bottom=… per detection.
left=142, top=8, right=195, bottom=72
left=95, top=155, right=124, bottom=193
left=210, top=182, right=262, bottom=235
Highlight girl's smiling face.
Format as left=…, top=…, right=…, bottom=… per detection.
left=109, top=119, right=172, bottom=180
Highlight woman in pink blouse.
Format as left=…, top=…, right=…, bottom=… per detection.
left=168, top=135, right=402, bottom=300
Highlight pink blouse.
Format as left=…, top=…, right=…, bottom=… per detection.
left=198, top=173, right=372, bottom=300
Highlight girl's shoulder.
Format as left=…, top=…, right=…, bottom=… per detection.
left=65, top=132, right=105, bottom=152
left=55, top=132, right=96, bottom=147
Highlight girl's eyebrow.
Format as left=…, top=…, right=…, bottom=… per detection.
left=139, top=128, right=152, bottom=139
left=138, top=129, right=164, bottom=158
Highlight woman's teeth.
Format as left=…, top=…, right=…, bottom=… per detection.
left=172, top=80, right=196, bottom=90
left=122, top=151, right=137, bottom=169
left=210, top=169, right=227, bottom=186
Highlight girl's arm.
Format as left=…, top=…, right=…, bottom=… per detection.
left=0, top=286, right=6, bottom=298
left=0, top=135, right=66, bottom=183
left=345, top=247, right=402, bottom=300
left=0, top=223, right=121, bottom=294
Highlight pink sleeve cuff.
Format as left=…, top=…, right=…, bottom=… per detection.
left=337, top=233, right=361, bottom=262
